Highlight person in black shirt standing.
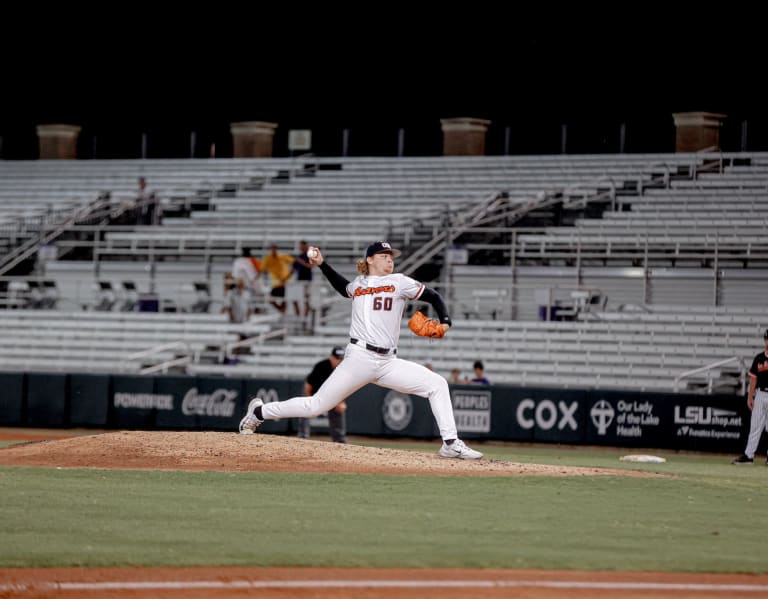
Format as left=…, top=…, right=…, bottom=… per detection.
left=732, top=329, right=768, bottom=464
left=297, top=346, right=347, bottom=443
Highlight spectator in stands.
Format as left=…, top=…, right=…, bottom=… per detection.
left=136, top=177, right=159, bottom=225
left=289, top=240, right=314, bottom=319
left=297, top=346, right=347, bottom=443
left=222, top=278, right=252, bottom=356
left=261, top=244, right=295, bottom=315
left=231, top=248, right=261, bottom=298
left=470, top=360, right=491, bottom=385
left=448, top=368, right=468, bottom=384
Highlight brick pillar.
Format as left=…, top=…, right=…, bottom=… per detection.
left=672, top=112, right=727, bottom=152
left=230, top=121, right=278, bottom=157
left=440, top=117, right=491, bottom=156
left=36, top=124, right=81, bottom=159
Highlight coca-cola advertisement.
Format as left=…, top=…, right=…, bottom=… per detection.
left=181, top=388, right=238, bottom=418
left=154, top=377, right=245, bottom=430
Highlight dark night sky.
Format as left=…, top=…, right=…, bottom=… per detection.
left=2, top=9, right=764, bottom=158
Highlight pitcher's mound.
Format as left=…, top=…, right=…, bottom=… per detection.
left=0, top=431, right=660, bottom=477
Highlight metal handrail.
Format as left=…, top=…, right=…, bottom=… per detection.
left=222, top=327, right=288, bottom=360
left=127, top=340, right=195, bottom=375
left=673, top=356, right=746, bottom=394
left=140, top=356, right=192, bottom=375
left=0, top=194, right=114, bottom=277
left=126, top=340, right=193, bottom=361
left=396, top=166, right=664, bottom=276
left=396, top=192, right=503, bottom=275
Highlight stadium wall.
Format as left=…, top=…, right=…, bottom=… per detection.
left=0, top=372, right=750, bottom=453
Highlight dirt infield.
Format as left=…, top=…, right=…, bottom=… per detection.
left=2, top=428, right=763, bottom=598
left=0, top=430, right=662, bottom=477
left=2, top=566, right=768, bottom=598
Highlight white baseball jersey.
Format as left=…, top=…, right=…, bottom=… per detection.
left=345, top=273, right=424, bottom=349
left=260, top=270, right=460, bottom=441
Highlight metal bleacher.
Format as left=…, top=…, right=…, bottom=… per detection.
left=512, top=154, right=768, bottom=267
left=187, top=306, right=762, bottom=393
left=89, top=154, right=706, bottom=262
left=1, top=152, right=766, bottom=392
left=0, top=309, right=277, bottom=374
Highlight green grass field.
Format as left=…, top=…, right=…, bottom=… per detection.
left=0, top=439, right=764, bottom=573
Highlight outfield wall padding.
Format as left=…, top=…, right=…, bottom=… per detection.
left=69, top=374, right=110, bottom=426
left=0, top=373, right=25, bottom=425
left=10, top=371, right=751, bottom=452
left=25, top=373, right=68, bottom=427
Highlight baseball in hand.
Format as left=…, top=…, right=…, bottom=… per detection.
left=307, top=248, right=318, bottom=259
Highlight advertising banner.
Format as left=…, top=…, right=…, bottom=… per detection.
left=346, top=385, right=441, bottom=438
left=151, top=376, right=248, bottom=431
left=451, top=385, right=493, bottom=440
left=488, top=387, right=585, bottom=443
left=111, top=374, right=161, bottom=429
left=584, top=392, right=667, bottom=448
left=584, top=390, right=746, bottom=452
left=380, top=387, right=439, bottom=438
left=4, top=368, right=752, bottom=454
left=151, top=376, right=246, bottom=430
left=191, top=377, right=245, bottom=431
left=669, top=394, right=746, bottom=452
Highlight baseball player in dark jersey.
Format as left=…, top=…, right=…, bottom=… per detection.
left=732, top=328, right=768, bottom=464
left=297, top=346, right=347, bottom=443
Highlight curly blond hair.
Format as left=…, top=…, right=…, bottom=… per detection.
left=356, top=259, right=369, bottom=275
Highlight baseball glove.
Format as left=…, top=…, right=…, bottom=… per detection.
left=408, top=311, right=445, bottom=338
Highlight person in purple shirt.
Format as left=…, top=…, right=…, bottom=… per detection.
left=470, top=360, right=491, bottom=385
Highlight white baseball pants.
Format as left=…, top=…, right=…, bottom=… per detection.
left=261, top=342, right=459, bottom=440
left=743, top=388, right=768, bottom=458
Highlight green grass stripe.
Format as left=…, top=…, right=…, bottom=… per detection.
left=0, top=446, right=765, bottom=572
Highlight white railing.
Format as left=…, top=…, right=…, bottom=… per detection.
left=140, top=356, right=192, bottom=375
left=126, top=340, right=196, bottom=374
left=673, top=356, right=746, bottom=394
left=220, top=327, right=288, bottom=361
left=0, top=195, right=114, bottom=277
